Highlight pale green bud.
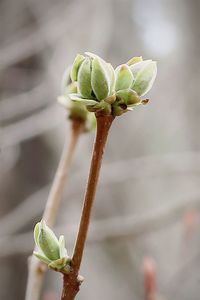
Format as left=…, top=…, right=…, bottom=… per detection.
left=60, top=65, right=77, bottom=96
left=68, top=101, right=88, bottom=121
left=92, top=100, right=112, bottom=115
left=91, top=57, right=110, bottom=100
left=104, top=94, right=116, bottom=104
left=33, top=221, right=70, bottom=272
left=66, top=82, right=78, bottom=94
left=36, top=220, right=60, bottom=261
left=70, top=52, right=115, bottom=104
left=77, top=57, right=93, bottom=98
left=130, top=60, right=157, bottom=96
left=33, top=251, right=51, bottom=265
left=115, top=64, right=134, bottom=91
left=107, top=63, right=115, bottom=95
left=59, top=235, right=68, bottom=258
left=84, top=51, right=99, bottom=59
left=70, top=54, right=85, bottom=81
left=85, top=52, right=115, bottom=94
left=58, top=65, right=96, bottom=130
left=116, top=89, right=141, bottom=105
left=127, top=56, right=143, bottom=66
left=66, top=52, right=157, bottom=116
left=130, top=60, right=152, bottom=78
left=49, top=257, right=69, bottom=271
left=58, top=95, right=96, bottom=130
left=69, top=93, right=97, bottom=106
left=112, top=104, right=126, bottom=116
left=34, top=222, right=41, bottom=248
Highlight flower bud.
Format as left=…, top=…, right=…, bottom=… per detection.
left=91, top=57, right=110, bottom=100
left=33, top=251, right=51, bottom=264
left=69, top=52, right=115, bottom=105
left=93, top=100, right=112, bottom=115
left=59, top=235, right=68, bottom=258
left=116, top=89, right=141, bottom=105
left=61, top=65, right=78, bottom=96
left=66, top=52, right=157, bottom=116
left=35, top=220, right=60, bottom=261
left=49, top=257, right=69, bottom=272
left=115, top=64, right=134, bottom=91
left=77, top=57, right=92, bottom=98
left=66, top=82, right=78, bottom=94
left=127, top=56, right=143, bottom=66
left=107, top=63, right=115, bottom=95
left=33, top=220, right=69, bottom=272
left=104, top=94, right=116, bottom=104
left=130, top=60, right=157, bottom=96
left=112, top=104, right=126, bottom=116
left=70, top=54, right=85, bottom=81
left=58, top=66, right=97, bottom=130
left=69, top=93, right=97, bottom=106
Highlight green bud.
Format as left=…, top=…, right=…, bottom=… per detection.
left=97, top=60, right=115, bottom=96
left=130, top=60, right=151, bottom=78
left=112, top=104, right=126, bottom=116
left=58, top=95, right=87, bottom=120
left=70, top=54, right=85, bottom=81
left=37, top=221, right=60, bottom=261
left=49, top=257, right=68, bottom=271
left=104, top=94, right=116, bottom=104
left=69, top=53, right=115, bottom=106
left=69, top=102, right=88, bottom=121
left=85, top=51, right=99, bottom=59
left=34, top=222, right=41, bottom=248
left=127, top=56, right=143, bottom=66
left=91, top=57, right=110, bottom=100
left=115, top=64, right=134, bottom=91
left=93, top=100, right=112, bottom=115
left=59, top=63, right=97, bottom=129
left=33, top=251, right=51, bottom=265
left=59, top=235, right=68, bottom=258
left=64, top=52, right=157, bottom=117
left=131, top=61, right=157, bottom=96
left=61, top=65, right=78, bottom=96
left=69, top=93, right=97, bottom=106
left=78, top=57, right=93, bottom=98
left=116, top=89, right=141, bottom=105
left=58, top=94, right=96, bottom=130
left=113, top=101, right=127, bottom=117
left=107, top=63, right=115, bottom=95
left=67, top=82, right=78, bottom=94
left=33, top=221, right=70, bottom=272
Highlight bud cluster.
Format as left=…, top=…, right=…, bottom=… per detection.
left=67, top=52, right=157, bottom=116
left=33, top=220, right=71, bottom=273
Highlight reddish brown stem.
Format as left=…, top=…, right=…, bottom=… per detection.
left=61, top=113, right=114, bottom=300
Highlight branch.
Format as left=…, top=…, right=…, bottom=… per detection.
left=25, top=119, right=83, bottom=300
left=61, top=113, right=114, bottom=300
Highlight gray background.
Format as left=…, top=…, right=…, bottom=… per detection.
left=1, top=0, right=200, bottom=299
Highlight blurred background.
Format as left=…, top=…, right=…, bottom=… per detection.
left=1, top=0, right=200, bottom=299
